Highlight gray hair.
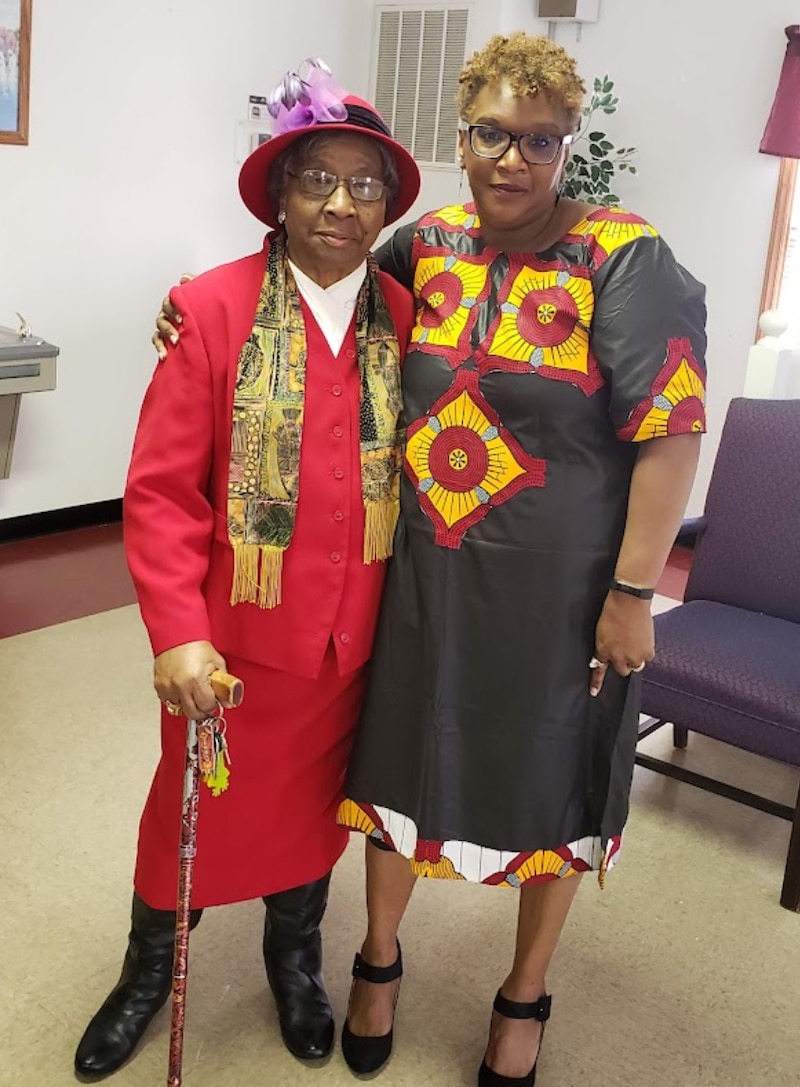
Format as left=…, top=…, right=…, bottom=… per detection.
left=268, top=130, right=400, bottom=216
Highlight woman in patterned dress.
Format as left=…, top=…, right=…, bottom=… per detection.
left=335, top=32, right=707, bottom=1086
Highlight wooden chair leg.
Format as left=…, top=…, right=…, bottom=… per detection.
left=673, top=723, right=689, bottom=749
left=779, top=780, right=800, bottom=911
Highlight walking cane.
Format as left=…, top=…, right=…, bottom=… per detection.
left=166, top=669, right=244, bottom=1087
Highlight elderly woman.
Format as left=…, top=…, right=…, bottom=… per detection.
left=74, top=63, right=419, bottom=1080
left=154, top=35, right=707, bottom=1087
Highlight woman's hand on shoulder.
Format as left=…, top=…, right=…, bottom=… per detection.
left=590, top=591, right=655, bottom=696
left=152, top=274, right=194, bottom=359
left=154, top=639, right=228, bottom=719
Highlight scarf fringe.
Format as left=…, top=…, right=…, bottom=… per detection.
left=363, top=498, right=399, bottom=563
left=230, top=543, right=284, bottom=609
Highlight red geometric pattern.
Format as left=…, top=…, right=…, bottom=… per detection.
left=563, top=208, right=658, bottom=271
left=404, top=369, right=547, bottom=548
left=336, top=798, right=624, bottom=889
left=618, top=337, right=707, bottom=441
left=475, top=255, right=604, bottom=395
left=409, top=251, right=491, bottom=369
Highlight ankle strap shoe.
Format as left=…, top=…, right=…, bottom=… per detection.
left=477, top=991, right=552, bottom=1087
left=341, top=942, right=402, bottom=1075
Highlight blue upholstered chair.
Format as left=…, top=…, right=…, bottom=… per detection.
left=638, top=397, right=800, bottom=911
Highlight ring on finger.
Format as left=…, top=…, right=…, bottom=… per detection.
left=589, top=656, right=605, bottom=669
left=164, top=700, right=182, bottom=716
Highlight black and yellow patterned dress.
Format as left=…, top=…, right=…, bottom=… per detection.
left=337, top=204, right=707, bottom=887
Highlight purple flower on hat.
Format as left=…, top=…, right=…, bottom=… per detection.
left=268, top=58, right=348, bottom=135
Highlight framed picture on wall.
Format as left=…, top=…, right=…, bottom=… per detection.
left=0, top=0, right=31, bottom=145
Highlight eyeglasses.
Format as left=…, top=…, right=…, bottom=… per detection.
left=461, top=124, right=574, bottom=166
left=288, top=169, right=387, bottom=202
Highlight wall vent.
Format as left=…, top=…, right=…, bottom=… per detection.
left=373, top=6, right=470, bottom=167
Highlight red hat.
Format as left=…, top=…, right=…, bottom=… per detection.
left=239, top=63, right=420, bottom=228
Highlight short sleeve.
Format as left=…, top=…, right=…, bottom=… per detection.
left=590, top=235, right=707, bottom=441
left=375, top=220, right=419, bottom=289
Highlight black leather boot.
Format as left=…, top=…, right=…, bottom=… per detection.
left=262, top=873, right=334, bottom=1060
left=74, top=893, right=202, bottom=1080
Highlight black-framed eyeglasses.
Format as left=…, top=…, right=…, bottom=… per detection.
left=288, top=169, right=387, bottom=202
left=461, top=124, right=574, bottom=166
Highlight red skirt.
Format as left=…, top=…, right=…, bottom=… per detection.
left=134, top=646, right=366, bottom=909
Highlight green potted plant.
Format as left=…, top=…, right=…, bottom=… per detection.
left=562, top=75, right=637, bottom=206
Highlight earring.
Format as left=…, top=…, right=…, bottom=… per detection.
left=277, top=210, right=286, bottom=225
left=458, top=165, right=465, bottom=199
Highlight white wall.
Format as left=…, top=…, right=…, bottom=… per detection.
left=1, top=0, right=794, bottom=520
left=0, top=0, right=373, bottom=519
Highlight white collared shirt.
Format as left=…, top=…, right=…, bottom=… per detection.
left=288, top=259, right=367, bottom=356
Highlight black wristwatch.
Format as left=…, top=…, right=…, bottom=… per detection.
left=610, top=578, right=655, bottom=600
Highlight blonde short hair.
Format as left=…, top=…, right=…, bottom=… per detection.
left=457, top=32, right=585, bottom=130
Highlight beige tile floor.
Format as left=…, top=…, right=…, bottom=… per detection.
left=2, top=601, right=800, bottom=1087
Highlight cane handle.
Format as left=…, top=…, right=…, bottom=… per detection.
left=209, top=670, right=244, bottom=708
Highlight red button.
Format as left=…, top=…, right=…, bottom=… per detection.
left=340, top=632, right=351, bottom=644
left=333, top=510, right=344, bottom=522
left=330, top=552, right=342, bottom=563
left=332, top=384, right=343, bottom=396
left=346, top=349, right=356, bottom=359
left=334, top=467, right=344, bottom=480
left=333, top=425, right=344, bottom=438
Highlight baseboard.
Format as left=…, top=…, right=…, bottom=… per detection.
left=0, top=499, right=123, bottom=543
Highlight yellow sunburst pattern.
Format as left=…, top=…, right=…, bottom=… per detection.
left=410, top=254, right=489, bottom=362
left=410, top=854, right=465, bottom=880
left=492, top=850, right=584, bottom=887
left=567, top=207, right=659, bottom=266
left=426, top=202, right=481, bottom=233
left=477, top=260, right=603, bottom=393
left=619, top=337, right=707, bottom=441
left=404, top=369, right=547, bottom=547
left=336, top=798, right=378, bottom=837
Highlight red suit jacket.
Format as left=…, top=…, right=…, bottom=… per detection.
left=124, top=239, right=414, bottom=679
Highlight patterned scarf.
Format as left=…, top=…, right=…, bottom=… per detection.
left=227, top=233, right=403, bottom=608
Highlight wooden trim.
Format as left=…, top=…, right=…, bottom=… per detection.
left=758, top=157, right=798, bottom=323
left=0, top=0, right=32, bottom=146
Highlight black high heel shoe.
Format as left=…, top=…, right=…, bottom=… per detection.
left=341, top=943, right=402, bottom=1075
left=477, top=990, right=552, bottom=1087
